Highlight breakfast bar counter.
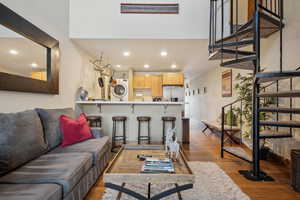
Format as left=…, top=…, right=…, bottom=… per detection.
left=76, top=101, right=184, bottom=142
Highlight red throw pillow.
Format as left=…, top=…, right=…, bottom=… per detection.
left=60, top=113, right=94, bottom=147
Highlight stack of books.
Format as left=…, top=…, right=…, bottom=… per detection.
left=141, top=158, right=175, bottom=173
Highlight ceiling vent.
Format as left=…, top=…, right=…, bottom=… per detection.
left=120, top=3, right=179, bottom=14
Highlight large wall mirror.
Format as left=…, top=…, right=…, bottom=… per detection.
left=0, top=3, right=59, bottom=94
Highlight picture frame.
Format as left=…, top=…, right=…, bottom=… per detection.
left=0, top=3, right=60, bottom=94
left=222, top=69, right=232, bottom=97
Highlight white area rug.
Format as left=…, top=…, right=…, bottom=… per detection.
left=102, top=162, right=250, bottom=200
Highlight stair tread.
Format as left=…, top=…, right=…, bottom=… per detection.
left=260, top=120, right=300, bottom=128
left=258, top=90, right=300, bottom=97
left=256, top=71, right=300, bottom=83
left=223, top=147, right=252, bottom=162
left=259, top=107, right=300, bottom=114
left=221, top=56, right=256, bottom=70
left=209, top=49, right=256, bottom=61
left=211, top=40, right=254, bottom=51
left=260, top=130, right=292, bottom=138
left=215, top=29, right=253, bottom=45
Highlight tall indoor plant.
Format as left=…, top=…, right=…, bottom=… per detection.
left=233, top=72, right=275, bottom=139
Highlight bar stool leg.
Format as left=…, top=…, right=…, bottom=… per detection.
left=112, top=120, right=116, bottom=150
left=172, top=121, right=175, bottom=129
left=123, top=120, right=126, bottom=144
left=138, top=121, right=141, bottom=145
left=162, top=121, right=165, bottom=145
left=148, top=120, right=150, bottom=144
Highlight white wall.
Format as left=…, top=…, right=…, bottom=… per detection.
left=186, top=66, right=246, bottom=128
left=69, top=0, right=210, bottom=39
left=0, top=0, right=93, bottom=113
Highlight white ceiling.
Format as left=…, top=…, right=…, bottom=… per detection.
left=72, top=39, right=218, bottom=79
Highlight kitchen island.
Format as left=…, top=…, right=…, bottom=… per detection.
left=76, top=101, right=184, bottom=142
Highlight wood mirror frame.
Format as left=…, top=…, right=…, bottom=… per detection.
left=0, top=3, right=59, bottom=94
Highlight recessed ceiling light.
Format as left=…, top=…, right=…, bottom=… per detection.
left=31, top=62, right=38, bottom=68
left=160, top=51, right=168, bottom=57
left=171, top=64, right=177, bottom=69
left=144, top=64, right=150, bottom=69
left=116, top=64, right=121, bottom=68
left=9, top=49, right=18, bottom=55
left=123, top=51, right=130, bottom=57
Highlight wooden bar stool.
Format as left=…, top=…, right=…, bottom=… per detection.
left=112, top=116, right=127, bottom=151
left=162, top=116, right=176, bottom=144
left=137, top=116, right=151, bottom=144
left=86, top=116, right=101, bottom=128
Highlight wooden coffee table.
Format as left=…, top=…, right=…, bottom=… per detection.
left=104, top=145, right=195, bottom=200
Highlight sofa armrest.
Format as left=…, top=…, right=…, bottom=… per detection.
left=91, top=128, right=103, bottom=138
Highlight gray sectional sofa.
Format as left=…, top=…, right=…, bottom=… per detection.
left=0, top=108, right=111, bottom=200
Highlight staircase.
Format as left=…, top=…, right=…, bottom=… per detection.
left=209, top=0, right=300, bottom=181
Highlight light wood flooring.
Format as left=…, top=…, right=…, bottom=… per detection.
left=85, top=128, right=300, bottom=200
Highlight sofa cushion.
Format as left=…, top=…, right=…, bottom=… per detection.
left=0, top=152, right=92, bottom=197
left=50, top=136, right=110, bottom=165
left=0, top=184, right=62, bottom=200
left=60, top=114, right=94, bottom=147
left=0, top=110, right=47, bottom=176
left=36, top=108, right=76, bottom=150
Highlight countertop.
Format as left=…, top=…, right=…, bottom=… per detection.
left=76, top=100, right=184, bottom=105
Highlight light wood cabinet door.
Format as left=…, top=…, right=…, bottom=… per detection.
left=31, top=72, right=47, bottom=81
left=133, top=74, right=145, bottom=88
left=144, top=75, right=152, bottom=89
left=162, top=73, right=184, bottom=86
left=151, top=75, right=163, bottom=97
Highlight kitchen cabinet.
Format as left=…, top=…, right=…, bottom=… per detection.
left=144, top=75, right=152, bottom=88
left=31, top=72, right=47, bottom=81
left=151, top=75, right=163, bottom=97
left=133, top=74, right=145, bottom=88
left=162, top=73, right=184, bottom=86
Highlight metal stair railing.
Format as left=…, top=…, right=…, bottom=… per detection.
left=221, top=98, right=245, bottom=157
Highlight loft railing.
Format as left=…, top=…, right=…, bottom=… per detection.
left=209, top=0, right=284, bottom=63
left=209, top=0, right=231, bottom=54
left=259, top=0, right=283, bottom=18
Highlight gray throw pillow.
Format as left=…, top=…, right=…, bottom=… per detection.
left=35, top=108, right=76, bottom=150
left=0, top=110, right=48, bottom=176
